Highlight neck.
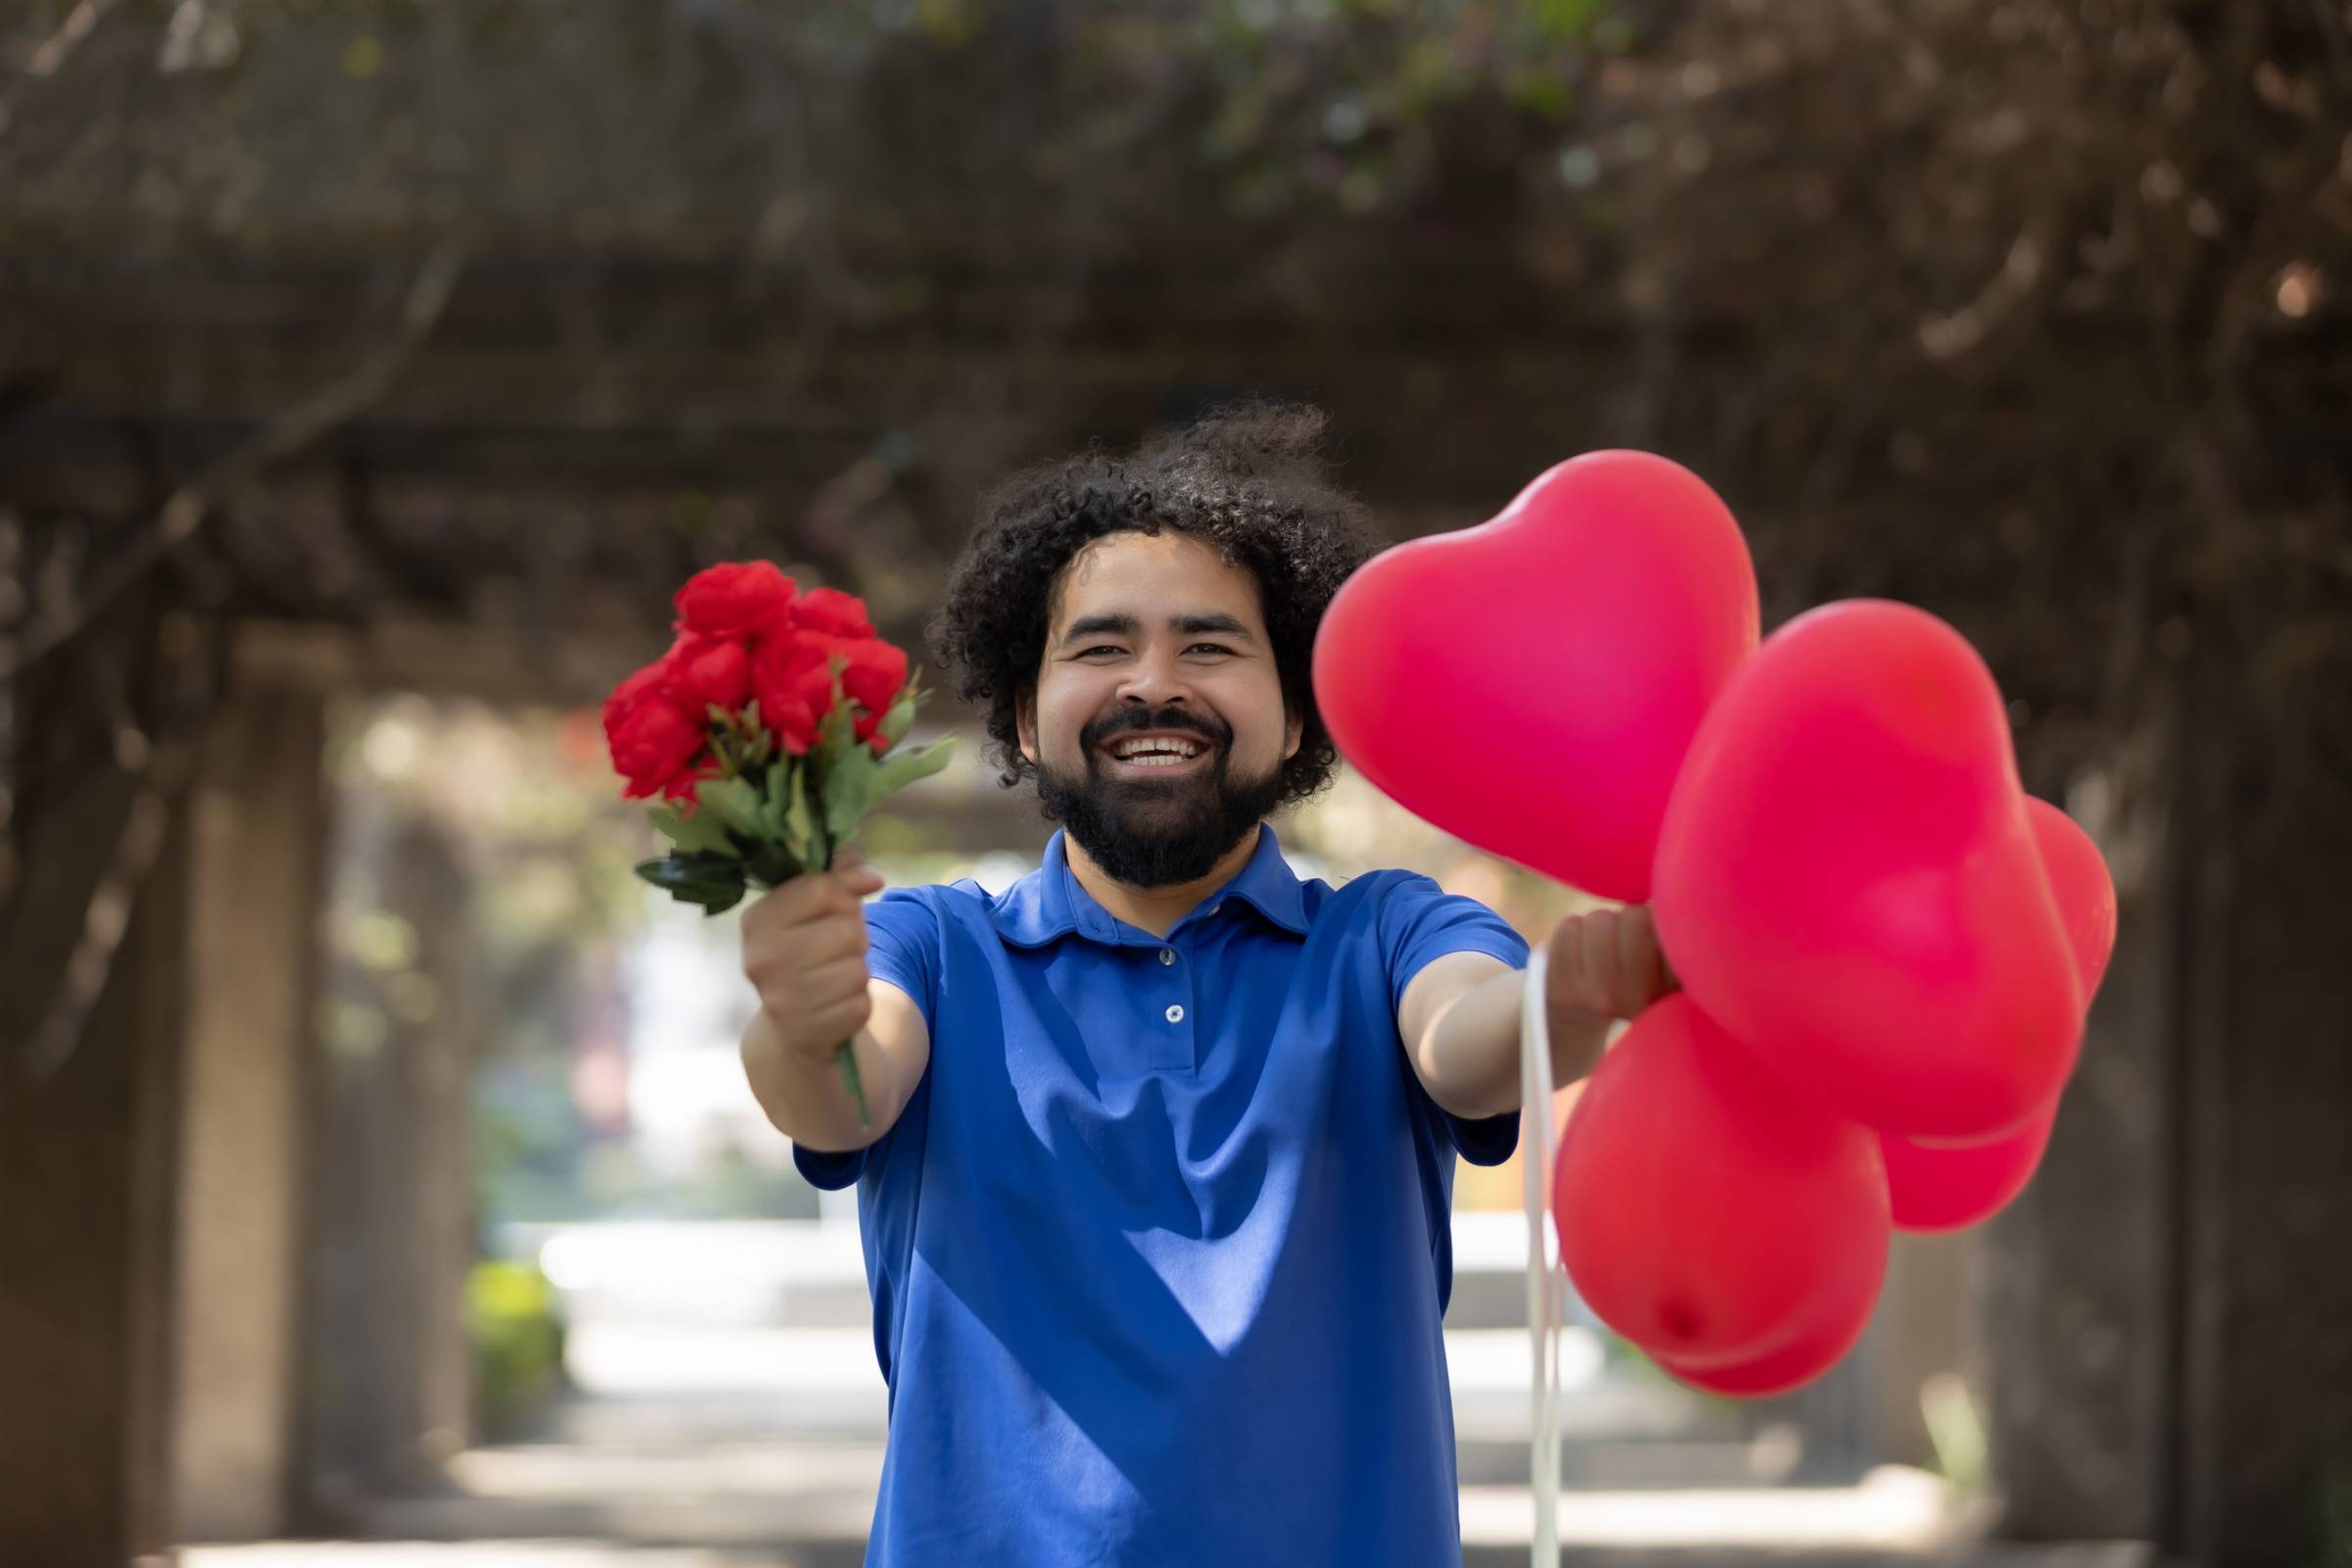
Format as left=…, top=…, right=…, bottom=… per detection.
left=1063, top=825, right=1265, bottom=939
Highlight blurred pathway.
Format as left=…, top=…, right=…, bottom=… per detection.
left=178, top=1218, right=2146, bottom=1568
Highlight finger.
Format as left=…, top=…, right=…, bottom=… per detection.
left=795, top=991, right=874, bottom=1050
left=1546, top=914, right=1586, bottom=1009
left=751, top=913, right=867, bottom=979
left=1586, top=912, right=1623, bottom=1014
left=741, top=888, right=804, bottom=948
left=744, top=872, right=843, bottom=935
left=1627, top=906, right=1671, bottom=1003
left=797, top=954, right=873, bottom=1007
left=1614, top=908, right=1651, bottom=1012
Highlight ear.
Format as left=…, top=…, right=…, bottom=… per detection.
left=1016, top=688, right=1041, bottom=767
left=1283, top=705, right=1304, bottom=762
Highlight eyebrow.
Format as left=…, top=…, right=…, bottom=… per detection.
left=1055, top=611, right=1258, bottom=647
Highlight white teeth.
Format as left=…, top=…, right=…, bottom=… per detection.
left=1109, top=736, right=1204, bottom=762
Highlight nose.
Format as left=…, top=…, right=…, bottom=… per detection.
left=1115, top=645, right=1194, bottom=710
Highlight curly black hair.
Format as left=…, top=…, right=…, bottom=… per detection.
left=928, top=401, right=1381, bottom=807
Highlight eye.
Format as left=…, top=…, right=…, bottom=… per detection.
left=1077, top=645, right=1125, bottom=659
left=1187, top=643, right=1237, bottom=657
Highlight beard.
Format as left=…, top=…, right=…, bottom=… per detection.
left=1035, top=706, right=1288, bottom=889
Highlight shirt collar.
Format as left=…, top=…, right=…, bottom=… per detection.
left=989, top=823, right=1310, bottom=949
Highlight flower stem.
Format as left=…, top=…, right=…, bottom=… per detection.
left=834, top=1041, right=871, bottom=1132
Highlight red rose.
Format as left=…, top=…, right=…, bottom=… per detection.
left=602, top=662, right=667, bottom=728
left=835, top=637, right=908, bottom=715
left=751, top=631, right=832, bottom=756
left=604, top=659, right=709, bottom=801
left=794, top=587, right=875, bottom=638
left=742, top=614, right=909, bottom=759
left=664, top=631, right=756, bottom=715
left=672, top=561, right=798, bottom=639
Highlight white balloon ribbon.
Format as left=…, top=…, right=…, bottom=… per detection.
left=1519, top=948, right=1559, bottom=1567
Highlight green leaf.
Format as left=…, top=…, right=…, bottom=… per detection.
left=744, top=844, right=800, bottom=890
left=647, top=801, right=735, bottom=857
left=759, top=760, right=800, bottom=853
left=879, top=689, right=919, bottom=746
left=818, top=740, right=881, bottom=844
left=785, top=761, right=824, bottom=872
left=815, top=694, right=857, bottom=763
left=695, top=775, right=767, bottom=840
left=633, top=854, right=748, bottom=914
left=871, top=735, right=956, bottom=797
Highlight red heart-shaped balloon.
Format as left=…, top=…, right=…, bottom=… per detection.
left=1552, top=996, right=1890, bottom=1371
left=1877, top=797, right=2115, bottom=1231
left=1652, top=601, right=2084, bottom=1143
left=2021, top=795, right=2119, bottom=1000
left=1882, top=1097, right=2061, bottom=1233
left=1652, top=1268, right=1883, bottom=1399
left=1313, top=451, right=1758, bottom=902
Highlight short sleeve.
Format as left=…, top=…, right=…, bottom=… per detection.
left=792, top=888, right=942, bottom=1192
left=1379, top=873, right=1533, bottom=1168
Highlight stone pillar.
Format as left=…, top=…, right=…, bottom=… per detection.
left=306, top=797, right=478, bottom=1515
left=1984, top=649, right=2352, bottom=1565
left=2166, top=654, right=2352, bottom=1565
left=0, top=608, right=191, bottom=1568
left=167, top=684, right=329, bottom=1541
left=1981, top=708, right=2179, bottom=1544
left=1868, top=1229, right=1975, bottom=1472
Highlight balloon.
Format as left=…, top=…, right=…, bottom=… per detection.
left=1651, top=601, right=2083, bottom=1143
left=1881, top=1097, right=2060, bottom=1233
left=1313, top=451, right=1757, bottom=902
left=1652, top=1272, right=1882, bottom=1398
left=1552, top=996, right=1890, bottom=1371
left=1876, top=799, right=2113, bottom=1232
left=2023, top=796, right=2119, bottom=999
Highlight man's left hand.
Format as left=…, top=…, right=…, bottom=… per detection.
left=1544, top=905, right=1679, bottom=1039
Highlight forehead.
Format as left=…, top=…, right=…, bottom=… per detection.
left=1048, top=530, right=1265, bottom=629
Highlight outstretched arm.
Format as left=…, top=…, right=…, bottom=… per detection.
left=1399, top=906, right=1677, bottom=1122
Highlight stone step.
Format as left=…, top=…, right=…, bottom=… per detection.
left=1458, top=1473, right=2157, bottom=1568
left=1459, top=1437, right=1795, bottom=1490
left=555, top=1322, right=1735, bottom=1453
left=334, top=1456, right=2152, bottom=1568
left=1460, top=1466, right=1960, bottom=1563
left=512, top=1214, right=1580, bottom=1336
left=190, top=1542, right=2155, bottom=1568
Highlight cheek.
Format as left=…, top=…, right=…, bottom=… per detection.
left=1221, top=674, right=1292, bottom=764
left=1034, top=674, right=1106, bottom=760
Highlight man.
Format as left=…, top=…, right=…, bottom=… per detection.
left=738, top=404, right=1675, bottom=1566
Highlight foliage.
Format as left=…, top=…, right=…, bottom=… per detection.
left=2317, top=1455, right=2352, bottom=1568
left=637, top=686, right=953, bottom=915
left=466, top=1258, right=567, bottom=1438
left=325, top=698, right=672, bottom=1228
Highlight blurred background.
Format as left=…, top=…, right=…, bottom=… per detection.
left=1, top=3, right=2346, bottom=1566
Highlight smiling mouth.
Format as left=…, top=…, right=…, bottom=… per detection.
left=1101, top=734, right=1213, bottom=768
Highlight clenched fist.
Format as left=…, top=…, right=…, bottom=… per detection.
left=739, top=849, right=887, bottom=1067
left=1544, top=903, right=1679, bottom=1046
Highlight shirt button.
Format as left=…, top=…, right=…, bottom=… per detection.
left=1165, top=1004, right=1185, bottom=1024
left=1159, top=949, right=1176, bottom=965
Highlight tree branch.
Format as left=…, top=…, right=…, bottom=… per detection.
left=17, top=611, right=218, bottom=1080
left=0, top=234, right=470, bottom=687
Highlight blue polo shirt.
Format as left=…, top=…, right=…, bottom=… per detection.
left=795, top=823, right=1528, bottom=1568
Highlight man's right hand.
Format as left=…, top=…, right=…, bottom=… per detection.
left=740, top=849, right=888, bottom=1065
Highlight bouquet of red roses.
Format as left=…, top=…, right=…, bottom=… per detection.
left=602, top=561, right=953, bottom=1123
